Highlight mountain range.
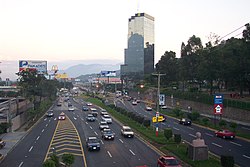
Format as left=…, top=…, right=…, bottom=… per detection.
left=0, top=59, right=122, bottom=81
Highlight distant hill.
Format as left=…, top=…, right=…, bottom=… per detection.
left=0, top=60, right=122, bottom=81
left=58, top=64, right=121, bottom=78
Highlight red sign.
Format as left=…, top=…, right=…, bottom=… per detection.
left=214, top=104, right=223, bottom=115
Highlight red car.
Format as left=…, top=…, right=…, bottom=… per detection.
left=157, top=156, right=182, bottom=167
left=215, top=129, right=235, bottom=139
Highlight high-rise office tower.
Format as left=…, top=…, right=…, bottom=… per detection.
left=121, top=13, right=155, bottom=81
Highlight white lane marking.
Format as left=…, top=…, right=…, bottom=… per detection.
left=243, top=154, right=250, bottom=159
left=230, top=141, right=242, bottom=147
left=212, top=142, right=222, bottom=148
left=119, top=139, right=124, bottom=143
left=73, top=117, right=77, bottom=120
left=86, top=122, right=88, bottom=125
left=161, top=123, right=166, bottom=125
left=187, top=127, right=194, bottom=130
left=173, top=127, right=179, bottom=131
left=94, top=131, right=98, bottom=135
left=81, top=118, right=84, bottom=121
left=242, top=127, right=250, bottom=130
left=46, top=124, right=48, bottom=127
left=205, top=133, right=214, bottom=137
left=173, top=122, right=178, bottom=124
left=44, top=118, right=47, bottom=121
left=107, top=151, right=112, bottom=158
left=18, top=162, right=24, bottom=167
left=73, top=112, right=75, bottom=115
left=49, top=119, right=51, bottom=122
left=101, top=140, right=104, bottom=144
left=129, top=149, right=135, bottom=155
left=189, top=134, right=196, bottom=138
left=29, top=146, right=33, bottom=152
left=36, top=136, right=40, bottom=140
left=90, top=126, right=93, bottom=129
left=77, top=115, right=79, bottom=117
left=54, top=118, right=56, bottom=121
left=42, top=129, right=44, bottom=133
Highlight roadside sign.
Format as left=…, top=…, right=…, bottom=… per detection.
left=159, top=94, right=165, bottom=105
left=152, top=117, right=157, bottom=123
left=214, top=94, right=223, bottom=115
left=158, top=116, right=164, bottom=122
left=152, top=116, right=164, bottom=122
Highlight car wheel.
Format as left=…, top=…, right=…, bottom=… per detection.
left=223, top=136, right=226, bottom=139
left=215, top=134, right=218, bottom=137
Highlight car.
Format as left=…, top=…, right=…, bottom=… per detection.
left=86, top=114, right=96, bottom=122
left=132, top=101, right=137, bottom=105
left=101, top=114, right=112, bottom=124
left=101, top=129, right=115, bottom=140
left=86, top=102, right=92, bottom=106
left=99, top=121, right=109, bottom=130
left=157, top=156, right=182, bottom=167
left=101, top=111, right=108, bottom=116
left=57, top=102, right=62, bottom=106
left=161, top=105, right=167, bottom=109
left=0, top=139, right=6, bottom=149
left=68, top=106, right=75, bottom=111
left=68, top=103, right=72, bottom=107
left=146, top=106, right=152, bottom=111
left=136, top=99, right=141, bottom=103
left=179, top=118, right=192, bottom=125
left=121, top=126, right=134, bottom=138
left=46, top=110, right=54, bottom=117
left=82, top=106, right=89, bottom=111
left=86, top=136, right=101, bottom=151
left=58, top=112, right=66, bottom=120
left=215, top=129, right=235, bottom=139
left=90, top=108, right=98, bottom=117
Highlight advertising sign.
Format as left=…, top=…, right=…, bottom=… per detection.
left=159, top=94, right=165, bottom=106
left=100, top=71, right=116, bottom=77
left=214, top=94, right=223, bottom=115
left=19, top=60, right=47, bottom=74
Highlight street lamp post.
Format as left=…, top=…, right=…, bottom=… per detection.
left=152, top=73, right=166, bottom=136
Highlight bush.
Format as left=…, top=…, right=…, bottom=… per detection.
left=219, top=120, right=227, bottom=128
left=221, top=155, right=234, bottom=167
left=229, top=122, right=237, bottom=132
left=174, top=134, right=181, bottom=144
left=172, top=108, right=182, bottom=117
left=164, top=128, right=173, bottom=141
left=0, top=122, right=11, bottom=134
left=143, top=119, right=151, bottom=127
left=43, top=159, right=56, bottom=167
left=62, top=153, right=75, bottom=166
left=202, top=118, right=209, bottom=126
left=187, top=111, right=200, bottom=121
left=50, top=154, right=59, bottom=167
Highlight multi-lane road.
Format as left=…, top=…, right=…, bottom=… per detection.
left=115, top=97, right=250, bottom=167
left=0, top=97, right=161, bottom=167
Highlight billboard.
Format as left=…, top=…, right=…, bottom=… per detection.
left=159, top=94, right=165, bottom=106
left=100, top=71, right=116, bottom=77
left=19, top=60, right=47, bottom=74
left=214, top=94, right=223, bottom=115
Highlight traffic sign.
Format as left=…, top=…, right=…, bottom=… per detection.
left=152, top=117, right=157, bottom=123
left=214, top=104, right=223, bottom=115
left=152, top=116, right=164, bottom=122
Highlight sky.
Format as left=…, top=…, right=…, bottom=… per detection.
left=0, top=0, right=250, bottom=70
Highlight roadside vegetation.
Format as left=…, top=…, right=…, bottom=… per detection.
left=83, top=95, right=222, bottom=167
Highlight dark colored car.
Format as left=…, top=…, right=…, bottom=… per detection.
left=86, top=114, right=96, bottom=122
left=0, top=139, right=6, bottom=149
left=86, top=136, right=100, bottom=151
left=179, top=118, right=192, bottom=125
left=157, top=156, right=182, bottom=167
left=101, top=129, right=115, bottom=140
left=215, top=129, right=235, bottom=139
left=82, top=106, right=89, bottom=111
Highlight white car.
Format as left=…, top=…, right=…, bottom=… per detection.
left=68, top=106, right=75, bottom=111
left=161, top=105, right=167, bottom=109
left=86, top=102, right=92, bottom=106
left=101, top=114, right=112, bottom=124
left=146, top=106, right=152, bottom=111
left=132, top=101, right=137, bottom=105
left=58, top=112, right=66, bottom=120
left=99, top=121, right=109, bottom=130
left=121, top=126, right=134, bottom=138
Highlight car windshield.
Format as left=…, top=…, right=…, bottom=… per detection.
left=124, top=128, right=132, bottom=132
left=165, top=159, right=179, bottom=165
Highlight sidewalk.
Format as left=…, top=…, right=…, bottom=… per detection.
left=0, top=124, right=28, bottom=161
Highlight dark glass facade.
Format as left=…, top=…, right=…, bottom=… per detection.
left=121, top=13, right=155, bottom=80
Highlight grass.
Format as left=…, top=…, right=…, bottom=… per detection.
left=80, top=95, right=223, bottom=167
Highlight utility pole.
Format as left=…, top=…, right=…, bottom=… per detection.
left=152, top=73, right=166, bottom=136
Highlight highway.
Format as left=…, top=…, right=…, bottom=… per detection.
left=114, top=97, right=250, bottom=167
left=0, top=97, right=162, bottom=167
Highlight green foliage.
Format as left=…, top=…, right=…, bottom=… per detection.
left=62, top=153, right=75, bottom=166
left=219, top=120, right=227, bottom=128
left=202, top=118, right=209, bottom=126
left=43, top=159, right=56, bottom=167
left=50, top=154, right=59, bottom=167
left=164, top=128, right=173, bottom=141
left=221, top=155, right=234, bottom=167
left=172, top=108, right=182, bottom=117
left=187, top=111, right=200, bottom=121
left=229, top=122, right=237, bottom=132
left=143, top=119, right=151, bottom=127
left=0, top=122, right=12, bottom=134
left=174, top=134, right=181, bottom=144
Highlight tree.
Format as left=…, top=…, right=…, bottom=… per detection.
left=164, top=128, right=173, bottom=141
left=62, top=153, right=75, bottom=166
left=50, top=154, right=60, bottom=167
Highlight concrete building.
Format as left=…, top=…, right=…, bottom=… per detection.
left=121, top=13, right=155, bottom=81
